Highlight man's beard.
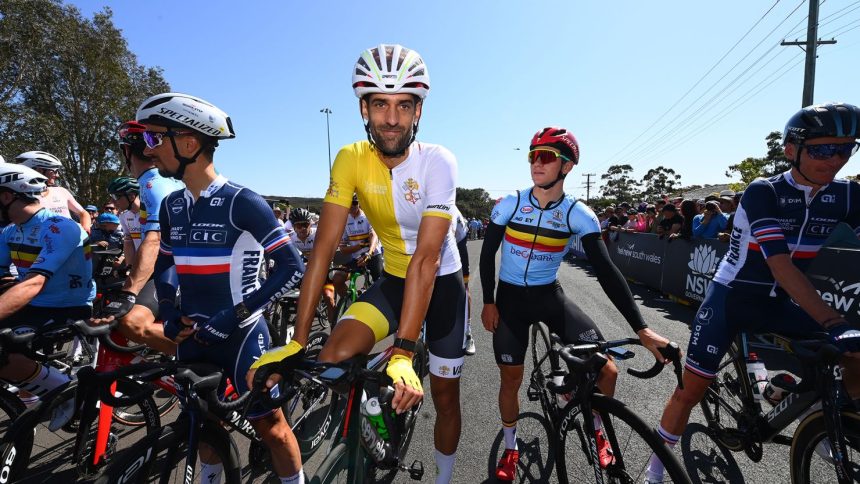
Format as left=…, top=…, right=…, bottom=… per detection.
left=368, top=123, right=414, bottom=157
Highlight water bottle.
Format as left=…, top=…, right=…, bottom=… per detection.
left=763, top=372, right=797, bottom=405
left=745, top=352, right=768, bottom=401
left=551, top=370, right=572, bottom=408
left=361, top=397, right=390, bottom=441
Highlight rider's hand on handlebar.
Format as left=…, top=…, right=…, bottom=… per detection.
left=386, top=354, right=423, bottom=414
left=827, top=322, right=860, bottom=357
left=636, top=327, right=678, bottom=364
left=246, top=340, right=305, bottom=390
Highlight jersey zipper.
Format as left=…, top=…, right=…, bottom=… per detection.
left=522, top=209, right=544, bottom=289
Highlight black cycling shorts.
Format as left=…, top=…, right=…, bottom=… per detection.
left=340, top=270, right=467, bottom=378
left=457, top=238, right=469, bottom=281
left=494, top=280, right=603, bottom=366
left=135, top=279, right=159, bottom=318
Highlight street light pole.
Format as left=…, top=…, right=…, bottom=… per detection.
left=320, top=108, right=333, bottom=174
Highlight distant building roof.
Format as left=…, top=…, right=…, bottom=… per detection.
left=682, top=183, right=734, bottom=201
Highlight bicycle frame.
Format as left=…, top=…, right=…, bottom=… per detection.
left=706, top=331, right=854, bottom=480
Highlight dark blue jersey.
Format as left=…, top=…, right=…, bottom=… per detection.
left=156, top=176, right=304, bottom=324
left=714, top=171, right=860, bottom=294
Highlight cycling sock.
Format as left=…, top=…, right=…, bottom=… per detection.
left=19, top=363, right=71, bottom=397
left=646, top=425, right=680, bottom=481
left=502, top=419, right=518, bottom=450
left=280, top=469, right=304, bottom=483
left=199, top=462, right=222, bottom=484
left=434, top=449, right=456, bottom=484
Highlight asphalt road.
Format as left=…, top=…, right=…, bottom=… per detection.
left=23, top=238, right=797, bottom=483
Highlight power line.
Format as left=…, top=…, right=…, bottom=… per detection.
left=822, top=15, right=860, bottom=37
left=598, top=0, right=785, bottom=167
left=595, top=0, right=807, bottom=174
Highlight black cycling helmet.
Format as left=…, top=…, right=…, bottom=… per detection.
left=107, top=176, right=140, bottom=195
left=783, top=102, right=860, bottom=146
left=289, top=207, right=312, bottom=224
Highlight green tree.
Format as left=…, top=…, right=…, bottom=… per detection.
left=456, top=187, right=495, bottom=219
left=726, top=131, right=788, bottom=183
left=640, top=166, right=682, bottom=199
left=600, top=164, right=639, bottom=201
left=0, top=1, right=169, bottom=204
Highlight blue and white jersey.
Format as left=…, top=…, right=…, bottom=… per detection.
left=158, top=175, right=294, bottom=322
left=0, top=209, right=95, bottom=307
left=714, top=171, right=860, bottom=293
left=139, top=167, right=184, bottom=234
left=491, top=188, right=600, bottom=287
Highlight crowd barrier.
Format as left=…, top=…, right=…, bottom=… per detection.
left=579, top=232, right=860, bottom=325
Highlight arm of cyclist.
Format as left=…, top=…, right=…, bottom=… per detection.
left=194, top=191, right=305, bottom=346
left=392, top=214, right=450, bottom=412
left=368, top=227, right=380, bottom=254
left=581, top=233, right=673, bottom=363
left=69, top=198, right=91, bottom=234
left=479, top=221, right=505, bottom=333
left=247, top=201, right=349, bottom=389
left=122, top=236, right=137, bottom=270
left=0, top=273, right=46, bottom=320
left=767, top=254, right=860, bottom=356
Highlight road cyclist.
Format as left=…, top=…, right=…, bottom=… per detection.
left=645, top=102, right=860, bottom=483
left=250, top=43, right=468, bottom=484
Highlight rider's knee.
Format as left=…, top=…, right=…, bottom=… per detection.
left=431, top=383, right=461, bottom=417
left=602, top=359, right=619, bottom=381
left=668, top=383, right=706, bottom=410
left=255, top=417, right=294, bottom=446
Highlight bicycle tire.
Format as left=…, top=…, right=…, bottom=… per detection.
left=790, top=409, right=860, bottom=484
left=0, top=378, right=160, bottom=483
left=699, top=340, right=751, bottom=452
left=311, top=442, right=365, bottom=484
left=283, top=331, right=337, bottom=460
left=112, top=383, right=178, bottom=427
left=0, top=387, right=25, bottom=438
left=557, top=394, right=692, bottom=484
left=96, top=418, right=241, bottom=484
left=530, top=322, right=557, bottom=421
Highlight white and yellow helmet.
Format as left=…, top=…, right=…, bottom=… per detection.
left=352, top=44, right=430, bottom=100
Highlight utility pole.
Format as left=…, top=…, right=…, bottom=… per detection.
left=582, top=173, right=596, bottom=204
left=780, top=0, right=836, bottom=107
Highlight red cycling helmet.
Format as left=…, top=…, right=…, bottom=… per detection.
left=118, top=121, right=146, bottom=146
left=530, top=127, right=580, bottom=165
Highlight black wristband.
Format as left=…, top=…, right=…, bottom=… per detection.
left=393, top=338, right=417, bottom=353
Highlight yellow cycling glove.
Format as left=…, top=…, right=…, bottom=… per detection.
left=386, top=354, right=422, bottom=393
left=250, top=340, right=304, bottom=369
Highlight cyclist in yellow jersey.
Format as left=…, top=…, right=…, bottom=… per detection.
left=250, top=44, right=467, bottom=484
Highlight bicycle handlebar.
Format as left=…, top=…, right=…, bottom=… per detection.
left=545, top=336, right=684, bottom=395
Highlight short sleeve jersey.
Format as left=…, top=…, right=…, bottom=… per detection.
left=714, top=171, right=860, bottom=293
left=38, top=186, right=84, bottom=220
left=343, top=210, right=383, bottom=260
left=120, top=209, right=142, bottom=250
left=324, top=141, right=460, bottom=278
left=158, top=175, right=294, bottom=322
left=491, top=188, right=600, bottom=286
left=0, top=209, right=95, bottom=306
left=139, top=168, right=184, bottom=234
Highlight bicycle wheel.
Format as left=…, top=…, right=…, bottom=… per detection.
left=699, top=340, right=750, bottom=452
left=530, top=322, right=557, bottom=420
left=558, top=394, right=691, bottom=484
left=790, top=409, right=860, bottom=483
left=97, top=418, right=241, bottom=484
left=0, top=387, right=25, bottom=439
left=283, top=331, right=338, bottom=460
left=1, top=378, right=159, bottom=482
left=311, top=442, right=367, bottom=484
left=112, top=382, right=178, bottom=427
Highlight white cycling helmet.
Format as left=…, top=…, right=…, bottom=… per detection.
left=14, top=151, right=63, bottom=171
left=0, top=155, right=5, bottom=164
left=135, top=92, right=235, bottom=139
left=352, top=44, right=430, bottom=99
left=0, top=164, right=47, bottom=198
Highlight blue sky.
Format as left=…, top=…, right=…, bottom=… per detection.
left=75, top=1, right=860, bottom=201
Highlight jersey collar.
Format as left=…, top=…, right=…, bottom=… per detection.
left=526, top=187, right=566, bottom=210
left=783, top=169, right=829, bottom=203
left=183, top=174, right=228, bottom=204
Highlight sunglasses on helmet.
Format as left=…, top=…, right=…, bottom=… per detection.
left=527, top=148, right=573, bottom=165
left=804, top=142, right=860, bottom=160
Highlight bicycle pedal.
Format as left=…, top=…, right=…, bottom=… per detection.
left=408, top=460, right=424, bottom=480
left=526, top=387, right=541, bottom=402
